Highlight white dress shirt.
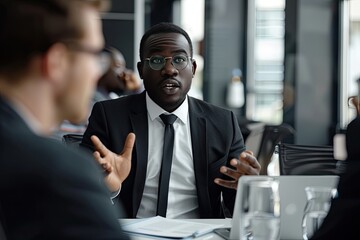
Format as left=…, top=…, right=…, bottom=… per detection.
left=136, top=93, right=200, bottom=218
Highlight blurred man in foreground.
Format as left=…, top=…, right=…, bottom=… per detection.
left=0, top=0, right=133, bottom=238
left=54, top=46, right=143, bottom=140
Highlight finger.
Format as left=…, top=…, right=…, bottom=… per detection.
left=240, top=152, right=261, bottom=169
left=120, top=133, right=136, bottom=159
left=231, top=158, right=260, bottom=175
left=244, top=149, right=254, bottom=156
left=93, top=151, right=106, bottom=165
left=214, top=178, right=238, bottom=190
left=93, top=151, right=103, bottom=163
left=94, top=154, right=113, bottom=174
left=220, top=165, right=242, bottom=180
left=91, top=135, right=109, bottom=157
left=101, top=163, right=113, bottom=173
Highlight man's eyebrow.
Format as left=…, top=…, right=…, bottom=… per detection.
left=172, top=49, right=188, bottom=55
left=147, top=49, right=189, bottom=55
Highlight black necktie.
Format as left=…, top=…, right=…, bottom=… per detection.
left=157, top=113, right=177, bottom=217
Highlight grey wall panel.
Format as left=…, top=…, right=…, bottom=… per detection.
left=102, top=19, right=135, bottom=70
left=294, top=0, right=338, bottom=145
left=284, top=0, right=339, bottom=145
left=204, top=0, right=246, bottom=110
left=109, top=1, right=134, bottom=13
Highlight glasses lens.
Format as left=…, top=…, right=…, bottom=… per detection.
left=147, top=55, right=190, bottom=70
left=172, top=55, right=189, bottom=70
left=148, top=56, right=165, bottom=70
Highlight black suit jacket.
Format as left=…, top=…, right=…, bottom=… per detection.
left=81, top=92, right=246, bottom=218
left=0, top=96, right=129, bottom=239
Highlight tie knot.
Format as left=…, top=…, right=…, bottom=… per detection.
left=160, top=114, right=177, bottom=125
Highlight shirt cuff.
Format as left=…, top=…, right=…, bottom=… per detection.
left=110, top=186, right=121, bottom=204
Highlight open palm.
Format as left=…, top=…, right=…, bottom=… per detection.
left=91, top=133, right=135, bottom=192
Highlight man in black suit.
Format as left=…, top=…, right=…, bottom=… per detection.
left=311, top=116, right=360, bottom=239
left=81, top=22, right=261, bottom=219
left=0, top=0, right=133, bottom=238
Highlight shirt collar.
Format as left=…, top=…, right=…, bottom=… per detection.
left=146, top=92, right=189, bottom=124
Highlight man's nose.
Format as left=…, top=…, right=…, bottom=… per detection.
left=161, top=57, right=178, bottom=75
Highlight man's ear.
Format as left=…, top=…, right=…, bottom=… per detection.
left=191, top=59, right=197, bottom=77
left=41, top=43, right=68, bottom=84
left=137, top=61, right=143, bottom=79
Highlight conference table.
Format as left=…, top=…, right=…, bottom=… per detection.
left=119, top=176, right=339, bottom=240
left=120, top=218, right=231, bottom=240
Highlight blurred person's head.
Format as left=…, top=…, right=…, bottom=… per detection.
left=137, top=22, right=197, bottom=112
left=98, top=47, right=126, bottom=93
left=98, top=47, right=142, bottom=95
left=0, top=0, right=109, bottom=133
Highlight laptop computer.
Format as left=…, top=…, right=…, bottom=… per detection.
left=216, top=175, right=339, bottom=240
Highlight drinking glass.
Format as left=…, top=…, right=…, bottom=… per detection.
left=302, top=186, right=337, bottom=240
left=240, top=178, right=280, bottom=240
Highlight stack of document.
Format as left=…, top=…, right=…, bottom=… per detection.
left=122, top=216, right=224, bottom=239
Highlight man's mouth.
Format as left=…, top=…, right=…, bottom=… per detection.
left=161, top=80, right=180, bottom=94
left=164, top=83, right=179, bottom=89
left=161, top=79, right=180, bottom=88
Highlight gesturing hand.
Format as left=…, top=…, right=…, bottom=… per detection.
left=91, top=133, right=135, bottom=192
left=214, top=150, right=261, bottom=190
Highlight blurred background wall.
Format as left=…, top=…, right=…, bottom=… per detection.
left=102, top=0, right=360, bottom=146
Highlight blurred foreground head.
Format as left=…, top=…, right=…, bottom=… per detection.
left=0, top=0, right=110, bottom=131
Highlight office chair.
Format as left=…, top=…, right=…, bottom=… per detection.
left=0, top=221, right=6, bottom=240
left=62, top=134, right=83, bottom=148
left=278, top=143, right=340, bottom=175
left=0, top=205, right=7, bottom=240
left=246, top=123, right=295, bottom=175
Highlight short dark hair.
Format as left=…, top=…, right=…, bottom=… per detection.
left=139, top=22, right=193, bottom=61
left=0, top=0, right=109, bottom=78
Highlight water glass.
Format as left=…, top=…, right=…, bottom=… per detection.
left=240, top=178, right=280, bottom=240
left=302, top=186, right=337, bottom=240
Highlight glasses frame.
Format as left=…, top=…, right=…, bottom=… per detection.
left=63, top=41, right=111, bottom=76
left=144, top=55, right=192, bottom=71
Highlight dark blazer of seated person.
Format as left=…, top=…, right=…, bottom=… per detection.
left=81, top=92, right=246, bottom=218
left=311, top=116, right=360, bottom=239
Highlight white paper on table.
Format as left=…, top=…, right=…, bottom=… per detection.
left=122, top=216, right=224, bottom=239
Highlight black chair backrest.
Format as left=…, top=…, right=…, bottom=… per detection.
left=255, top=124, right=295, bottom=175
left=62, top=134, right=83, bottom=148
left=0, top=204, right=7, bottom=240
left=0, top=221, right=6, bottom=240
left=278, top=143, right=340, bottom=175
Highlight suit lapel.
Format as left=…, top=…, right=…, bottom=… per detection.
left=188, top=97, right=212, bottom=216
left=129, top=93, right=149, bottom=216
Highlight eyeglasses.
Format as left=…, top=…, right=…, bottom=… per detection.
left=64, top=42, right=111, bottom=76
left=144, top=55, right=191, bottom=71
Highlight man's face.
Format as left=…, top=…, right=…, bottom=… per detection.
left=137, top=32, right=197, bottom=112
left=60, top=6, right=104, bottom=123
